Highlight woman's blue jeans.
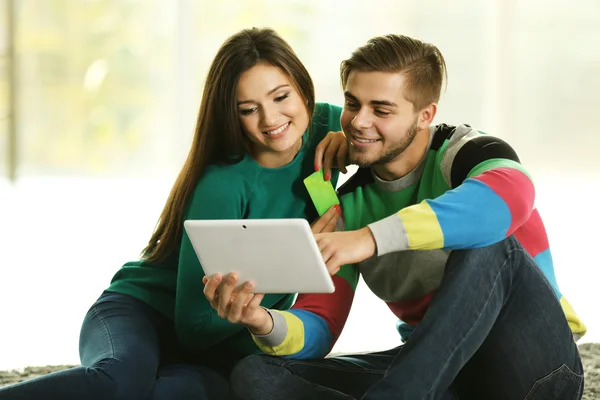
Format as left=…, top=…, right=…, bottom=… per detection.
left=0, top=291, right=234, bottom=400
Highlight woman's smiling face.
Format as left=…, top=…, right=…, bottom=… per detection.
left=237, top=63, right=309, bottom=167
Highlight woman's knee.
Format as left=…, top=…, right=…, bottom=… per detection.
left=84, top=361, right=156, bottom=400
left=79, top=293, right=163, bottom=399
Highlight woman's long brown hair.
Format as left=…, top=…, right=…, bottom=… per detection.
left=142, top=28, right=315, bottom=264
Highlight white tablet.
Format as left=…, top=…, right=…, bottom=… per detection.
left=183, top=218, right=335, bottom=294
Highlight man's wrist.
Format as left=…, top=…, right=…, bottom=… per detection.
left=367, top=214, right=409, bottom=256
left=361, top=226, right=377, bottom=257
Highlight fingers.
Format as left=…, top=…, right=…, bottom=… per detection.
left=315, top=131, right=347, bottom=181
left=323, top=205, right=341, bottom=233
left=318, top=241, right=333, bottom=263
left=310, top=206, right=332, bottom=233
left=316, top=235, right=341, bottom=275
left=204, top=274, right=265, bottom=325
left=326, top=256, right=341, bottom=276
left=316, top=234, right=332, bottom=260
left=315, top=232, right=325, bottom=250
left=203, top=274, right=222, bottom=308
left=228, top=281, right=255, bottom=323
left=217, top=273, right=238, bottom=317
left=336, top=140, right=349, bottom=174
left=313, top=134, right=331, bottom=173
left=322, top=139, right=339, bottom=182
left=246, top=293, right=264, bottom=310
left=311, top=205, right=341, bottom=234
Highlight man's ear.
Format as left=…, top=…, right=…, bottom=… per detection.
left=418, top=103, right=437, bottom=130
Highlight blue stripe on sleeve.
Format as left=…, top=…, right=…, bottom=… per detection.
left=427, top=178, right=512, bottom=250
left=533, top=249, right=561, bottom=299
left=283, top=309, right=332, bottom=359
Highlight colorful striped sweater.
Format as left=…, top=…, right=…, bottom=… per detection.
left=252, top=265, right=358, bottom=358
left=338, top=123, right=586, bottom=341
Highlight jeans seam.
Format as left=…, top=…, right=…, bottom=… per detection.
left=526, top=249, right=562, bottom=302
left=522, top=364, right=584, bottom=400
left=424, top=248, right=518, bottom=398
left=280, top=360, right=388, bottom=375
left=89, top=304, right=116, bottom=370
left=507, top=237, right=557, bottom=298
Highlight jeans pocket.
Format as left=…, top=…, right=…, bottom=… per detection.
left=523, top=364, right=584, bottom=400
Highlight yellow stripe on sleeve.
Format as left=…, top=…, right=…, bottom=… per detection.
left=398, top=200, right=444, bottom=250
left=560, top=296, right=587, bottom=339
left=252, top=310, right=305, bottom=356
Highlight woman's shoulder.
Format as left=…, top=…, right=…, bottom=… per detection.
left=192, top=160, right=252, bottom=197
left=183, top=161, right=253, bottom=219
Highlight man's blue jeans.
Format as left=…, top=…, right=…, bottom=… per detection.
left=0, top=291, right=234, bottom=400
left=230, top=236, right=584, bottom=400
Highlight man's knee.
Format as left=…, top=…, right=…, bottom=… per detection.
left=231, top=355, right=287, bottom=399
left=446, top=236, right=521, bottom=273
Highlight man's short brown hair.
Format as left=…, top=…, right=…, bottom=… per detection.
left=341, top=34, right=447, bottom=110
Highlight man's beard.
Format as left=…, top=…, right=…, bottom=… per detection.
left=349, top=118, right=419, bottom=168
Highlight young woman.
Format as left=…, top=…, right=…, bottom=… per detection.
left=0, top=28, right=355, bottom=400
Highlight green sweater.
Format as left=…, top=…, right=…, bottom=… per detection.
left=107, top=102, right=341, bottom=355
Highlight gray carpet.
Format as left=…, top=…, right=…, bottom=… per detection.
left=581, top=343, right=600, bottom=399
left=1, top=344, right=599, bottom=398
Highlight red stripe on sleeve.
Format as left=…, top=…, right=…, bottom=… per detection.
left=513, top=208, right=550, bottom=258
left=386, top=291, right=436, bottom=326
left=291, top=275, right=354, bottom=347
left=472, top=168, right=535, bottom=235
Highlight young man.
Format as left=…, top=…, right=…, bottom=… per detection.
left=229, top=34, right=586, bottom=400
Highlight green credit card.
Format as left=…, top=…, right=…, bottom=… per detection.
left=303, top=170, right=340, bottom=216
